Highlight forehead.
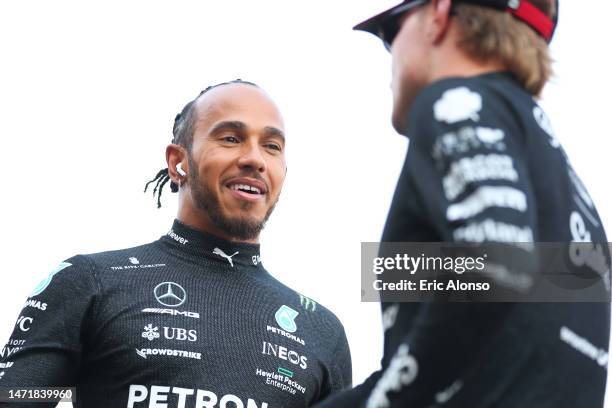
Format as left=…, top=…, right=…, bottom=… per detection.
left=194, top=84, right=285, bottom=133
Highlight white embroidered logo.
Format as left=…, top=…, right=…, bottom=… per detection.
left=533, top=105, right=560, bottom=148
left=213, top=247, right=240, bottom=267
left=141, top=324, right=160, bottom=341
left=434, top=87, right=482, bottom=124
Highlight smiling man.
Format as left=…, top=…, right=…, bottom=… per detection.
left=0, top=80, right=352, bottom=407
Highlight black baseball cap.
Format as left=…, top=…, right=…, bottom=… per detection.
left=354, top=0, right=559, bottom=49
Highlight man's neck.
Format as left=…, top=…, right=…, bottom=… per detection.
left=428, top=42, right=507, bottom=84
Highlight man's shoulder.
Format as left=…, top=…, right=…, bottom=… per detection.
left=419, top=72, right=533, bottom=109
left=296, top=292, right=342, bottom=322
left=74, top=240, right=163, bottom=272
left=408, top=73, right=537, bottom=144
left=415, top=74, right=508, bottom=114
left=260, top=276, right=346, bottom=333
left=292, top=291, right=347, bottom=340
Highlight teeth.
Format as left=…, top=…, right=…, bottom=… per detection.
left=230, top=184, right=262, bottom=194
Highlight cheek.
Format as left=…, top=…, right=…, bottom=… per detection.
left=391, top=51, right=409, bottom=99
left=392, top=16, right=424, bottom=73
left=391, top=54, right=401, bottom=83
left=198, top=149, right=229, bottom=184
left=268, top=159, right=286, bottom=194
left=392, top=35, right=412, bottom=73
left=391, top=48, right=404, bottom=83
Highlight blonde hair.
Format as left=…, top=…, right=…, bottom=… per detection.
left=453, top=1, right=555, bottom=96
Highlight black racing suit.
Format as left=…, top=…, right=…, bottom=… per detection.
left=0, top=219, right=352, bottom=407
left=315, top=72, right=610, bottom=407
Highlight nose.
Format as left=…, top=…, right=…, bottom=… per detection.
left=236, top=141, right=266, bottom=173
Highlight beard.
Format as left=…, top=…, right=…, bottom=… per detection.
left=187, top=153, right=278, bottom=241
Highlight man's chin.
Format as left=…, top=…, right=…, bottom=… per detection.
left=392, top=76, right=428, bottom=134
left=392, top=107, right=409, bottom=135
left=392, top=90, right=419, bottom=135
left=191, top=178, right=272, bottom=241
left=225, top=200, right=263, bottom=214
left=224, top=213, right=265, bottom=228
left=212, top=212, right=267, bottom=241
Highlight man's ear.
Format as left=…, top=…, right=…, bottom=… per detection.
left=430, top=0, right=453, bottom=45
left=166, top=144, right=186, bottom=183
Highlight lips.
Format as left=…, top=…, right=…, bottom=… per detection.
left=225, top=177, right=268, bottom=201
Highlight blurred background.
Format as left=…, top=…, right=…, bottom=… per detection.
left=0, top=0, right=610, bottom=406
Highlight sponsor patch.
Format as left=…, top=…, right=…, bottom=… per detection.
left=135, top=348, right=201, bottom=360
left=434, top=87, right=482, bottom=124
left=30, top=262, right=71, bottom=297
left=275, top=305, right=299, bottom=333
left=446, top=186, right=527, bottom=221
left=261, top=342, right=308, bottom=370
left=266, top=325, right=305, bottom=346
left=23, top=299, right=47, bottom=311
left=442, top=154, right=518, bottom=200
left=299, top=295, right=317, bottom=312
left=560, top=326, right=608, bottom=368
left=255, top=367, right=307, bottom=395
left=433, top=127, right=506, bottom=162
left=127, top=385, right=268, bottom=408
left=453, top=219, right=534, bottom=251
left=142, top=308, right=200, bottom=319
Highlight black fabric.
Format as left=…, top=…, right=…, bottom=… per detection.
left=0, top=219, right=352, bottom=407
left=314, top=72, right=610, bottom=407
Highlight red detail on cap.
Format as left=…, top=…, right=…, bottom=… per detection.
left=507, top=0, right=554, bottom=41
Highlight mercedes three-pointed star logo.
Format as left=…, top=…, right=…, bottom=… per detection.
left=153, top=282, right=187, bottom=307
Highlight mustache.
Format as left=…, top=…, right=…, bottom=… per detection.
left=222, top=172, right=267, bottom=184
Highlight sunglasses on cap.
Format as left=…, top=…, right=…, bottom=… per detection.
left=374, top=0, right=431, bottom=51
left=355, top=0, right=557, bottom=52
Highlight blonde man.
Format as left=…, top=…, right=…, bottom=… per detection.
left=316, top=1, right=610, bottom=407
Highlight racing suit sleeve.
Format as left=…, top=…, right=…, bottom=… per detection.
left=312, top=370, right=381, bottom=407
left=314, top=323, right=353, bottom=404
left=362, top=85, right=539, bottom=407
left=0, top=255, right=98, bottom=392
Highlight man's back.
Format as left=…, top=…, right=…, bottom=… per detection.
left=377, top=72, right=610, bottom=407
left=0, top=220, right=352, bottom=407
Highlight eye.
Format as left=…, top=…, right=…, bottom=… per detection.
left=265, top=143, right=282, bottom=151
left=222, top=135, right=240, bottom=144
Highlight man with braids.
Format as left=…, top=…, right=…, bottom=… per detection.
left=315, top=0, right=610, bottom=407
left=0, top=80, right=352, bottom=407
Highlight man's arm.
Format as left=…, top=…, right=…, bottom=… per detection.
left=313, top=370, right=381, bottom=407
left=329, top=325, right=353, bottom=392
left=313, top=322, right=353, bottom=405
left=0, top=256, right=98, bottom=389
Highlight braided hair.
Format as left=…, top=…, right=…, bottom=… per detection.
left=144, top=79, right=258, bottom=208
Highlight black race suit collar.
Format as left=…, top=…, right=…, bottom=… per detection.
left=159, top=219, right=263, bottom=269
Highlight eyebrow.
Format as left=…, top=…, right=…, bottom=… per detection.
left=264, top=126, right=286, bottom=144
left=209, top=120, right=247, bottom=135
left=209, top=121, right=285, bottom=144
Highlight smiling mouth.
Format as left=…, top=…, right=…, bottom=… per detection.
left=225, top=178, right=268, bottom=200
left=228, top=183, right=263, bottom=195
